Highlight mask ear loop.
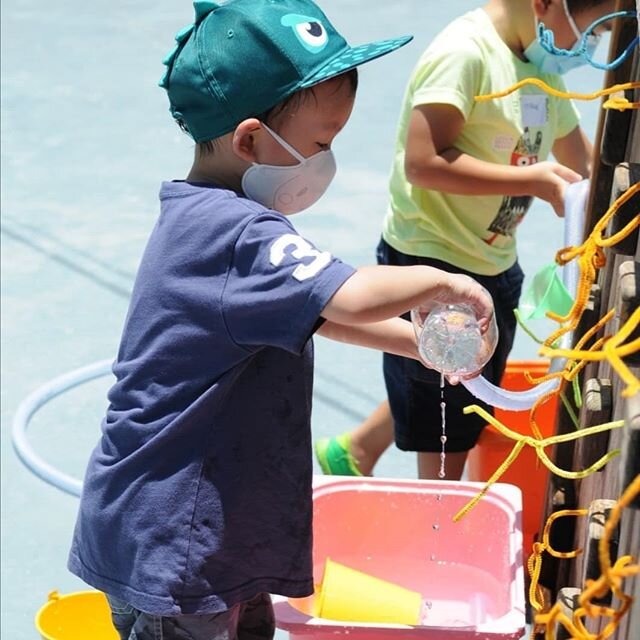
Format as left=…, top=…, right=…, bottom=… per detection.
left=260, top=122, right=306, bottom=164
left=561, top=0, right=582, bottom=42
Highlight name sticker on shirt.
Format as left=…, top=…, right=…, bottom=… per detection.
left=520, top=95, right=548, bottom=127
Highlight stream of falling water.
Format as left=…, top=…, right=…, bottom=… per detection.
left=438, top=372, right=447, bottom=479
left=429, top=372, right=447, bottom=574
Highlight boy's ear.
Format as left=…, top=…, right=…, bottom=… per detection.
left=531, top=0, right=553, bottom=20
left=232, top=118, right=263, bottom=163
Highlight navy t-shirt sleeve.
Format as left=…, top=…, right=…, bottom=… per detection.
left=222, top=213, right=356, bottom=353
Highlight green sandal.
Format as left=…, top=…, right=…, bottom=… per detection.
left=314, top=433, right=363, bottom=476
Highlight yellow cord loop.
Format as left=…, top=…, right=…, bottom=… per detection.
left=602, top=96, right=640, bottom=111
left=533, top=475, right=640, bottom=640
left=475, top=79, right=640, bottom=109
left=528, top=509, right=587, bottom=614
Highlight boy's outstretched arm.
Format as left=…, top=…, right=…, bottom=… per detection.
left=316, top=316, right=419, bottom=360
left=403, top=103, right=582, bottom=216
left=321, top=265, right=493, bottom=329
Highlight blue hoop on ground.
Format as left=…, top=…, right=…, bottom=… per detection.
left=11, top=359, right=114, bottom=497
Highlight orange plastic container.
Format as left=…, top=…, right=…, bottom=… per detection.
left=466, top=360, right=558, bottom=555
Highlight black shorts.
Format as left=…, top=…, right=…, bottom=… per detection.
left=377, top=237, right=524, bottom=453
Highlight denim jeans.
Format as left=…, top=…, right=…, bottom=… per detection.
left=106, top=592, right=275, bottom=640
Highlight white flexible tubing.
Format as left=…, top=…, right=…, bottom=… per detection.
left=11, top=358, right=114, bottom=497
left=462, top=375, right=560, bottom=411
left=561, top=179, right=589, bottom=301
left=549, top=178, right=590, bottom=373
left=462, top=180, right=590, bottom=408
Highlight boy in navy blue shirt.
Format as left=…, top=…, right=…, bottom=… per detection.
left=68, top=1, right=494, bottom=638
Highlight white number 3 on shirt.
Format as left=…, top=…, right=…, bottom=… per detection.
left=270, top=234, right=332, bottom=282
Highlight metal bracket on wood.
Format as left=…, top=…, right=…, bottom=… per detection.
left=577, top=378, right=614, bottom=470
left=581, top=499, right=619, bottom=606
left=554, top=587, right=582, bottom=640
left=609, top=165, right=640, bottom=256
left=621, top=394, right=640, bottom=509
left=616, top=261, right=640, bottom=369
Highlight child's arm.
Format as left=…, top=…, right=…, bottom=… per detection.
left=321, top=265, right=493, bottom=329
left=403, top=104, right=582, bottom=215
left=317, top=317, right=418, bottom=360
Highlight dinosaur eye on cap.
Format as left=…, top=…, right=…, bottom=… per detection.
left=281, top=14, right=328, bottom=53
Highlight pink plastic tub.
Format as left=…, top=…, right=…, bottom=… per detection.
left=273, top=477, right=525, bottom=640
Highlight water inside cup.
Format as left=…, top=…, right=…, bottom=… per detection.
left=413, top=303, right=498, bottom=376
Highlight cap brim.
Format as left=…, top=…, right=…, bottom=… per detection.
left=299, top=35, right=413, bottom=88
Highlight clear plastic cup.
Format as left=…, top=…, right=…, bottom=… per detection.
left=411, top=300, right=498, bottom=377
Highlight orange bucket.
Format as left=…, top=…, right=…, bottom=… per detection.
left=36, top=590, right=118, bottom=640
left=467, top=361, right=558, bottom=554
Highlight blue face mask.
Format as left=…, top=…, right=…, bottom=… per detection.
left=524, top=29, right=599, bottom=74
left=524, top=0, right=601, bottom=75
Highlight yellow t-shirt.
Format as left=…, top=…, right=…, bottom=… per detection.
left=383, top=8, right=580, bottom=276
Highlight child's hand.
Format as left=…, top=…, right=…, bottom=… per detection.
left=525, top=161, right=582, bottom=217
left=434, top=273, right=495, bottom=334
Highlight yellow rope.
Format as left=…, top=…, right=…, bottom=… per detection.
left=602, top=97, right=640, bottom=111
left=530, top=387, right=558, bottom=441
left=524, top=309, right=615, bottom=387
left=542, top=182, right=639, bottom=350
left=452, top=406, right=623, bottom=521
left=533, top=475, right=640, bottom=639
left=528, top=509, right=587, bottom=613
left=541, top=307, right=640, bottom=397
left=474, top=78, right=640, bottom=107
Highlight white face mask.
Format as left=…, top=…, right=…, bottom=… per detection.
left=241, top=123, right=336, bottom=215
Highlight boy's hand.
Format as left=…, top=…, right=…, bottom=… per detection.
left=433, top=273, right=495, bottom=334
left=526, top=161, right=582, bottom=217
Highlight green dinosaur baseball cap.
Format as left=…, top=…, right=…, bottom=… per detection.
left=160, top=0, right=412, bottom=142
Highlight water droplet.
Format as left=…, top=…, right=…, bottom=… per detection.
left=440, top=435, right=447, bottom=444
left=430, top=553, right=437, bottom=561
left=432, top=523, right=440, bottom=531
left=438, top=470, right=446, bottom=479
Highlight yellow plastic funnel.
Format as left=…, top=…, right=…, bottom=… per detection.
left=313, top=558, right=423, bottom=625
left=518, top=263, right=574, bottom=320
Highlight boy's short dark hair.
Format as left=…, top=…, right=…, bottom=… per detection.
left=193, top=68, right=359, bottom=156
left=566, top=0, right=615, bottom=11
